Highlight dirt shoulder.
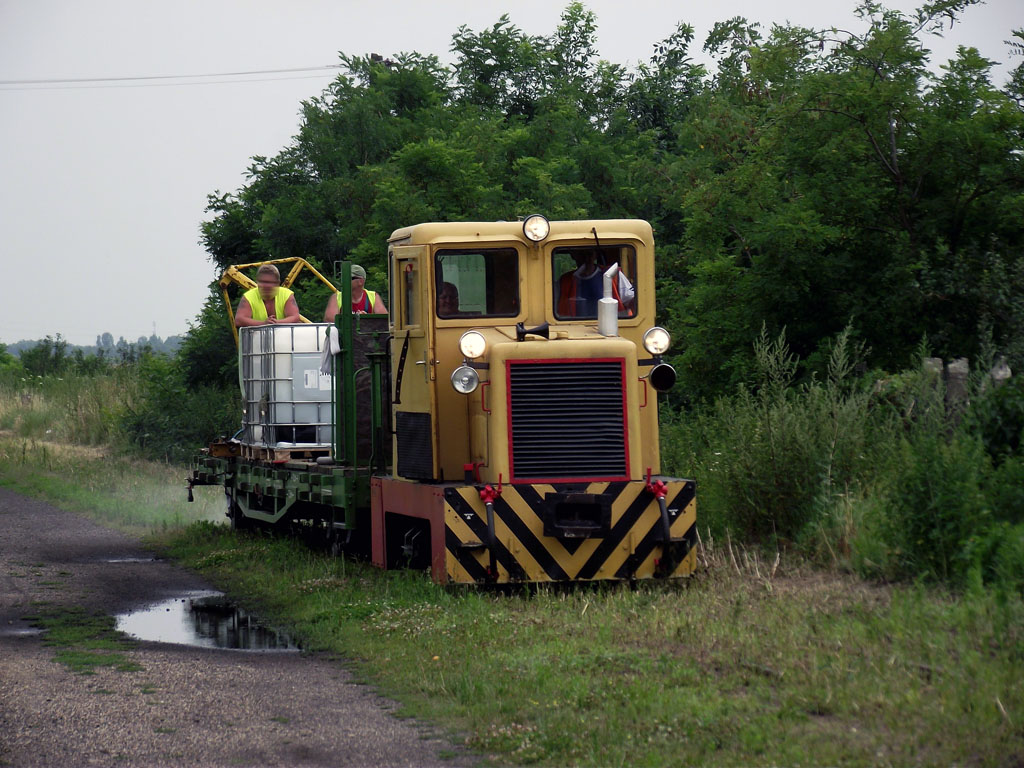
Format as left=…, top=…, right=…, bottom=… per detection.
left=0, top=488, right=473, bottom=768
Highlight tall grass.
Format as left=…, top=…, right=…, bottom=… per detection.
left=661, top=327, right=1024, bottom=592
left=0, top=357, right=240, bottom=462
left=0, top=367, right=138, bottom=445
left=662, top=326, right=886, bottom=543
left=0, top=362, right=235, bottom=532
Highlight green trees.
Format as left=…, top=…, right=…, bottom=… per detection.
left=198, top=5, right=659, bottom=299
left=0, top=343, right=19, bottom=376
left=667, top=2, right=1024, bottom=398
left=196, top=1, right=1022, bottom=404
left=19, top=335, right=71, bottom=377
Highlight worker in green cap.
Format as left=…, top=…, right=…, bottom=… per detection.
left=324, top=264, right=387, bottom=320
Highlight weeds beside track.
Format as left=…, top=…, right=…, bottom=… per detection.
left=158, top=523, right=1023, bottom=767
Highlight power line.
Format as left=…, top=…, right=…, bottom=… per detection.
left=0, top=64, right=341, bottom=86
left=0, top=72, right=339, bottom=91
left=2, top=64, right=342, bottom=84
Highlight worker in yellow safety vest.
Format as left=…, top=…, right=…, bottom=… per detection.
left=324, top=264, right=387, bottom=320
left=234, top=264, right=301, bottom=327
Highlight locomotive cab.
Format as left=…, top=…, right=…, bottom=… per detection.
left=388, top=217, right=669, bottom=485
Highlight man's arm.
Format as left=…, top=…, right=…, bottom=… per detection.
left=235, top=297, right=262, bottom=327
left=372, top=292, right=388, bottom=314
left=271, top=295, right=300, bottom=324
left=324, top=293, right=339, bottom=322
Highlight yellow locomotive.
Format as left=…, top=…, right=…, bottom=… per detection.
left=190, top=216, right=696, bottom=584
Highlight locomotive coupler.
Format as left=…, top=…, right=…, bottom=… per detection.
left=478, top=480, right=503, bottom=581
left=646, top=468, right=676, bottom=576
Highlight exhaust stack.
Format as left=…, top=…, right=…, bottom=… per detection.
left=598, top=263, right=619, bottom=337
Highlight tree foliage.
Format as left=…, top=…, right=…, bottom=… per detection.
left=195, top=0, right=1023, bottom=402
left=19, top=335, right=71, bottom=376
left=0, top=342, right=20, bottom=375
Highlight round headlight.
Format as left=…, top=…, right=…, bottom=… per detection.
left=643, top=326, right=671, bottom=355
left=522, top=214, right=550, bottom=242
left=459, top=330, right=487, bottom=359
left=451, top=365, right=480, bottom=394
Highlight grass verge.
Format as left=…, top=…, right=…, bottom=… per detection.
left=162, top=524, right=1024, bottom=767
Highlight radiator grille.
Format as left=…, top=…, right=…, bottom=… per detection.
left=508, top=360, right=627, bottom=480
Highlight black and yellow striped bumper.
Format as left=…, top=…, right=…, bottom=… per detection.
left=443, top=480, right=696, bottom=583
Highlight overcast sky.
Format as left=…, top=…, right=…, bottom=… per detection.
left=1, top=0, right=1018, bottom=346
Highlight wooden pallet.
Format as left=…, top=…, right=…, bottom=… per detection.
left=240, top=444, right=333, bottom=462
left=207, top=440, right=241, bottom=458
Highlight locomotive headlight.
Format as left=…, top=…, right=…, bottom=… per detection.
left=451, top=365, right=480, bottom=394
left=459, top=330, right=487, bottom=359
left=522, top=214, right=550, bottom=242
left=643, top=326, right=671, bottom=355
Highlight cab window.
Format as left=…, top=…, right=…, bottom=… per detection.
left=435, top=248, right=519, bottom=318
left=393, top=258, right=420, bottom=329
left=552, top=245, right=637, bottom=319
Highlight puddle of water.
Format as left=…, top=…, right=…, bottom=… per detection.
left=103, top=557, right=158, bottom=564
left=115, top=592, right=299, bottom=652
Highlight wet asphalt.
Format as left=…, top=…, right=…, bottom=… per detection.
left=0, top=488, right=474, bottom=768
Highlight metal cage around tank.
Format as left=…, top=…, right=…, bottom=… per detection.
left=239, top=324, right=333, bottom=449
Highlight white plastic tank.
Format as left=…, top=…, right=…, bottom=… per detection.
left=239, top=324, right=332, bottom=448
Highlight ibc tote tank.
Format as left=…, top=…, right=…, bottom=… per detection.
left=239, top=324, right=333, bottom=449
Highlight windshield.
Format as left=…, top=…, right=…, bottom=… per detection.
left=435, top=248, right=520, bottom=318
left=552, top=244, right=637, bottom=319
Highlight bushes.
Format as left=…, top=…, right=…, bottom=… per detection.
left=867, top=439, right=1024, bottom=591
left=662, top=326, right=879, bottom=543
left=869, top=375, right=1024, bottom=590
left=965, top=375, right=1024, bottom=466
left=118, top=355, right=240, bottom=462
left=986, top=522, right=1024, bottom=596
left=662, top=328, right=1024, bottom=593
left=0, top=352, right=240, bottom=464
left=878, top=433, right=991, bottom=584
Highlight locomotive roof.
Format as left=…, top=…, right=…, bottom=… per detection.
left=387, top=219, right=654, bottom=249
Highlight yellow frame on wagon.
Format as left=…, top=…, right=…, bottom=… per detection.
left=218, top=257, right=338, bottom=346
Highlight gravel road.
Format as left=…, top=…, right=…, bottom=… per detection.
left=0, top=488, right=474, bottom=768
